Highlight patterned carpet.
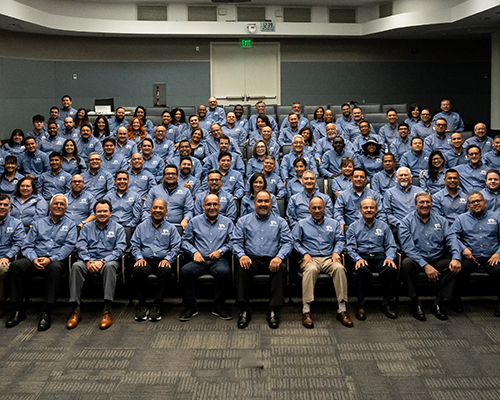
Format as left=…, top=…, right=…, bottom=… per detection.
left=1, top=296, right=500, bottom=400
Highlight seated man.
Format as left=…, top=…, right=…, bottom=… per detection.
left=410, top=108, right=434, bottom=140
left=178, top=156, right=201, bottom=197
left=81, top=152, right=114, bottom=199
left=76, top=124, right=104, bottom=162
left=232, top=104, right=249, bottom=134
left=483, top=135, right=500, bottom=169
left=319, top=136, right=354, bottom=177
left=202, top=134, right=245, bottom=177
left=36, top=152, right=71, bottom=201
left=101, top=137, right=127, bottom=175
left=280, top=102, right=309, bottom=131
left=180, top=194, right=234, bottom=321
left=351, top=120, right=385, bottom=154
left=432, top=99, right=464, bottom=132
left=335, top=103, right=352, bottom=133
left=278, top=113, right=301, bottom=146
left=215, top=152, right=244, bottom=199
left=389, top=123, right=411, bottom=163
left=248, top=101, right=279, bottom=135
left=334, top=167, right=384, bottom=232
left=232, top=191, right=293, bottom=329
left=194, top=170, right=237, bottom=221
left=206, top=97, right=225, bottom=125
left=127, top=153, right=156, bottom=199
left=464, top=122, right=493, bottom=154
left=343, top=107, right=376, bottom=143
left=170, top=140, right=203, bottom=179
left=107, top=107, right=129, bottom=136
left=142, top=165, right=193, bottom=229
left=432, top=169, right=468, bottom=225
left=399, top=192, right=461, bottom=321
left=221, top=111, right=247, bottom=146
left=18, top=137, right=50, bottom=178
left=378, top=108, right=399, bottom=147
left=65, top=175, right=96, bottom=228
left=203, top=123, right=242, bottom=157
left=197, top=105, right=212, bottom=132
left=287, top=170, right=333, bottom=228
left=280, top=135, right=318, bottom=182
left=371, top=153, right=397, bottom=197
left=312, top=109, right=335, bottom=141
left=261, top=156, right=286, bottom=199
left=131, top=199, right=181, bottom=322
left=0, top=194, right=25, bottom=318
left=26, top=114, right=47, bottom=144
left=481, top=169, right=500, bottom=213
left=103, top=170, right=142, bottom=230
left=141, top=138, right=166, bottom=183
left=400, top=137, right=431, bottom=177
left=60, top=116, right=79, bottom=141
left=67, top=199, right=126, bottom=330
left=152, top=125, right=175, bottom=162
left=292, top=196, right=353, bottom=329
left=59, top=95, right=77, bottom=120
left=346, top=198, right=398, bottom=320
left=451, top=192, right=500, bottom=316
left=6, top=194, right=77, bottom=331
left=444, top=132, right=467, bottom=168
left=39, top=121, right=65, bottom=155
left=455, top=145, right=488, bottom=194
left=115, top=126, right=138, bottom=163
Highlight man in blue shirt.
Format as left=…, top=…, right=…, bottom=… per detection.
left=0, top=194, right=25, bottom=318
left=194, top=170, right=237, bottom=221
left=65, top=175, right=96, bottom=228
left=455, top=145, right=488, bottom=194
left=399, top=192, right=462, bottom=321
left=18, top=137, right=50, bottom=178
left=481, top=169, right=500, bottom=213
left=140, top=138, right=165, bottom=183
left=371, top=154, right=397, bottom=197
left=232, top=104, right=250, bottom=135
left=142, top=165, right=193, bottom=229
left=319, top=136, right=354, bottom=177
left=67, top=199, right=126, bottom=330
left=39, top=121, right=65, bottom=154
left=152, top=125, right=175, bottom=162
left=177, top=157, right=200, bottom=197
left=352, top=120, right=385, bottom=154
left=432, top=99, right=464, bottom=132
left=36, top=152, right=71, bottom=200
left=248, top=101, right=279, bottom=135
left=292, top=196, right=353, bottom=329
left=206, top=97, right=226, bottom=125
left=444, top=132, right=467, bottom=168
left=115, top=127, right=138, bottom=163
left=432, top=169, right=468, bottom=225
left=6, top=194, right=77, bottom=331
left=279, top=113, right=302, bottom=146
left=346, top=198, right=398, bottom=320
left=400, top=137, right=431, bottom=177
left=335, top=103, right=352, bottom=133
left=280, top=135, right=318, bottom=182
left=60, top=116, right=79, bottom=142
left=378, top=108, right=399, bottom=147
left=262, top=156, right=286, bottom=199
left=81, top=153, right=114, bottom=200
left=59, top=95, right=77, bottom=121
left=197, top=105, right=212, bottom=132
left=287, top=170, right=333, bottom=228
left=107, top=107, right=129, bottom=136
left=424, top=118, right=452, bottom=153
left=451, top=192, right=500, bottom=316
left=202, top=134, right=245, bottom=177
left=203, top=124, right=242, bottom=157
left=103, top=170, right=142, bottom=230
left=410, top=109, right=434, bottom=139
left=484, top=135, right=500, bottom=169
left=389, top=123, right=412, bottom=163
left=170, top=140, right=203, bottom=179
left=180, top=194, right=234, bottom=321
left=343, top=107, right=376, bottom=143
left=221, top=111, right=247, bottom=146
left=26, top=114, right=47, bottom=144
left=128, top=153, right=156, bottom=199
left=131, top=198, right=181, bottom=322
left=280, top=102, right=309, bottom=131
left=334, top=168, right=384, bottom=232
left=76, top=124, right=103, bottom=162
left=232, top=191, right=293, bottom=329
left=101, top=138, right=128, bottom=175
left=464, top=122, right=493, bottom=153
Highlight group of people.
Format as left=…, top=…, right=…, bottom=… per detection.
left=0, top=95, right=499, bottom=332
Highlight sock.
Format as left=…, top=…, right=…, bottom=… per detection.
left=338, top=301, right=346, bottom=313
left=73, top=302, right=81, bottom=313
left=103, top=300, right=112, bottom=313
left=302, top=303, right=310, bottom=313
left=433, top=296, right=442, bottom=308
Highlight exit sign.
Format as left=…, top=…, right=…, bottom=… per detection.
left=241, top=39, right=252, bottom=48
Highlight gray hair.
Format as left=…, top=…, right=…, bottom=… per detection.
left=49, top=194, right=68, bottom=207
left=397, top=166, right=411, bottom=176
left=303, top=170, right=317, bottom=180
left=467, top=191, right=484, bottom=204
left=414, top=191, right=432, bottom=205
left=88, top=152, right=101, bottom=160
left=292, top=135, right=305, bottom=144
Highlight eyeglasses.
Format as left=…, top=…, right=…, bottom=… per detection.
left=468, top=152, right=480, bottom=156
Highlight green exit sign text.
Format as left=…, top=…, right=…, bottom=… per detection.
left=241, top=39, right=252, bottom=48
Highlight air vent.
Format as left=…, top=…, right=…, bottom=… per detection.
left=379, top=3, right=393, bottom=18
left=137, top=5, right=167, bottom=21
left=188, top=6, right=218, bottom=21
left=283, top=7, right=311, bottom=23
left=329, top=8, right=356, bottom=23
left=237, top=6, right=266, bottom=22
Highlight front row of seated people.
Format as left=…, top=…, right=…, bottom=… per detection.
left=1, top=181, right=500, bottom=332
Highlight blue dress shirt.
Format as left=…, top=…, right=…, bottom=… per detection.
left=127, top=168, right=156, bottom=198
left=65, top=191, right=96, bottom=225
left=81, top=167, right=114, bottom=199
left=383, top=184, right=420, bottom=227
left=292, top=216, right=345, bottom=257
left=454, top=162, right=488, bottom=194
left=334, top=186, right=384, bottom=226
left=103, top=189, right=142, bottom=227
left=400, top=149, right=431, bottom=176
left=432, top=188, right=468, bottom=225
left=143, top=184, right=194, bottom=223
left=18, top=150, right=50, bottom=176
left=102, top=153, right=128, bottom=175
left=371, top=170, right=397, bottom=197
left=131, top=218, right=181, bottom=263
left=0, top=214, right=25, bottom=258
left=287, top=189, right=333, bottom=228
left=194, top=189, right=237, bottom=221
left=36, top=169, right=72, bottom=200
left=76, top=220, right=126, bottom=262
left=346, top=218, right=396, bottom=262
left=10, top=194, right=48, bottom=226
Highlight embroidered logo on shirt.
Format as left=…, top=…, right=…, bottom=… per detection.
left=6, top=227, right=13, bottom=233
left=162, top=229, right=170, bottom=235
left=229, top=176, right=235, bottom=181
left=107, top=231, right=115, bottom=238
left=270, top=220, right=277, bottom=226
left=141, top=175, right=147, bottom=180
left=98, top=176, right=105, bottom=181
left=375, top=228, right=383, bottom=236
left=61, top=226, right=68, bottom=231
left=459, top=198, right=466, bottom=203
left=59, top=176, right=66, bottom=181
left=220, top=197, right=227, bottom=202
left=434, top=224, right=442, bottom=231
left=127, top=197, right=134, bottom=202
left=488, top=219, right=496, bottom=225
left=177, top=190, right=184, bottom=194
left=218, top=224, right=226, bottom=230
left=36, top=158, right=41, bottom=162
left=481, top=170, right=487, bottom=175
left=424, top=157, right=429, bottom=161
left=80, top=198, right=87, bottom=203
left=326, top=225, right=333, bottom=231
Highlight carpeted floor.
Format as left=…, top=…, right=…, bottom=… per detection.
left=1, top=297, right=500, bottom=400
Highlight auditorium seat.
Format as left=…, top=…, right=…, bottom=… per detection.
left=383, top=104, right=407, bottom=113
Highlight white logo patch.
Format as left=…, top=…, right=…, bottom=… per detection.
left=270, top=220, right=277, bottom=226
left=107, top=231, right=115, bottom=238
left=434, top=224, right=442, bottom=231
left=6, top=227, right=13, bottom=233
left=61, top=226, right=68, bottom=231
left=375, top=229, right=383, bottom=236
left=488, top=219, right=496, bottom=225
left=162, top=229, right=170, bottom=235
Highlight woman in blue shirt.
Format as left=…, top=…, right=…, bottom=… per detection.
left=134, top=106, right=155, bottom=136
left=299, top=127, right=317, bottom=155
left=355, top=140, right=384, bottom=179
left=404, top=103, right=421, bottom=129
left=331, top=157, right=354, bottom=198
left=420, top=150, right=446, bottom=195
left=189, top=128, right=205, bottom=161
left=62, top=139, right=85, bottom=175
left=93, top=116, right=111, bottom=140
left=171, top=108, right=189, bottom=140
left=0, top=155, right=24, bottom=196
left=240, top=172, right=279, bottom=217
left=3, top=129, right=25, bottom=157
left=10, top=176, right=48, bottom=226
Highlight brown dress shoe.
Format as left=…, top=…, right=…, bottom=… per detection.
left=100, top=312, right=112, bottom=330
left=336, top=311, right=354, bottom=327
left=356, top=306, right=366, bottom=321
left=381, top=304, right=398, bottom=319
left=67, top=311, right=82, bottom=329
left=302, top=312, right=314, bottom=329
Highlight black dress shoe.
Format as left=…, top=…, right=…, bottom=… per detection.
left=237, top=311, right=252, bottom=329
left=37, top=312, right=51, bottom=331
left=494, top=304, right=500, bottom=317
left=356, top=306, right=366, bottom=321
left=381, top=304, right=398, bottom=319
left=432, top=305, right=447, bottom=320
left=267, top=311, right=279, bottom=329
left=412, top=305, right=426, bottom=321
left=6, top=309, right=26, bottom=328
left=450, top=298, right=464, bottom=313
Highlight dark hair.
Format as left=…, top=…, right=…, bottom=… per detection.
left=50, top=106, right=59, bottom=112
left=179, top=156, right=192, bottom=166
left=46, top=120, right=59, bottom=131
left=79, top=124, right=93, bottom=132
left=341, top=103, right=350, bottom=109
left=218, top=151, right=232, bottom=162
left=102, top=137, right=116, bottom=146
left=74, top=108, right=90, bottom=127
left=486, top=169, right=500, bottom=179
left=382, top=153, right=396, bottom=162
left=353, top=167, right=367, bottom=177
left=8, top=129, right=25, bottom=148
left=207, top=169, right=222, bottom=178
left=466, top=144, right=481, bottom=155
left=386, top=108, right=397, bottom=116
left=411, top=136, right=423, bottom=145
left=255, top=115, right=271, bottom=130
left=428, top=151, right=444, bottom=182
left=191, top=128, right=204, bottom=140
left=163, top=164, right=178, bottom=174
left=445, top=168, right=459, bottom=176
left=252, top=140, right=269, bottom=159
left=293, top=157, right=307, bottom=168
left=62, top=139, right=82, bottom=170
left=32, top=114, right=45, bottom=123
left=133, top=106, right=148, bottom=125
left=313, top=106, right=325, bottom=120
left=0, top=194, right=10, bottom=203
left=407, top=103, right=421, bottom=119
left=219, top=134, right=230, bottom=142
left=299, top=127, right=314, bottom=146
left=161, top=110, right=171, bottom=119
left=141, top=138, right=154, bottom=148
left=114, top=169, right=129, bottom=179
left=333, top=156, right=355, bottom=178
left=49, top=151, right=62, bottom=160
left=14, top=176, right=37, bottom=198
left=4, top=155, right=17, bottom=165
left=93, top=199, right=112, bottom=213
left=93, top=116, right=110, bottom=138
left=248, top=172, right=267, bottom=196
left=61, top=95, right=72, bottom=101
left=178, top=139, right=190, bottom=147
left=171, top=108, right=186, bottom=125
left=398, top=122, right=409, bottom=130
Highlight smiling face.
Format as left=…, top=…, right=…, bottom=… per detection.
left=95, top=202, right=112, bottom=225
left=308, top=197, right=325, bottom=222
left=431, top=154, right=444, bottom=170
left=468, top=193, right=486, bottom=215
left=415, top=194, right=432, bottom=218
left=150, top=199, right=167, bottom=223
left=115, top=173, right=129, bottom=192
left=486, top=172, right=500, bottom=191
left=254, top=191, right=271, bottom=217
left=359, top=198, right=377, bottom=221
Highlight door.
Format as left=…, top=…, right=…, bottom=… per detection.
left=210, top=42, right=280, bottom=105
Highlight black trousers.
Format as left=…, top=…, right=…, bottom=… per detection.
left=235, top=255, right=286, bottom=311
left=9, top=258, right=67, bottom=305
left=458, top=257, right=500, bottom=298
left=352, top=253, right=397, bottom=305
left=400, top=256, right=456, bottom=300
left=132, top=258, right=173, bottom=303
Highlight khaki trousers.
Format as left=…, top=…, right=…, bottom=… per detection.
left=301, top=256, right=348, bottom=305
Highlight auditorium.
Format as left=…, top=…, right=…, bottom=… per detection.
left=1, top=0, right=500, bottom=399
